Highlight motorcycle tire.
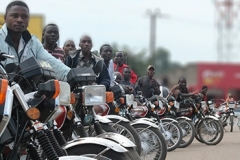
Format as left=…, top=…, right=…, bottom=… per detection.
left=177, top=119, right=195, bottom=148
left=230, top=115, right=234, bottom=132
left=106, top=118, right=142, bottom=155
left=66, top=143, right=139, bottom=160
left=197, top=118, right=224, bottom=145
left=161, top=119, right=183, bottom=151
left=132, top=124, right=167, bottom=160
left=194, top=120, right=204, bottom=143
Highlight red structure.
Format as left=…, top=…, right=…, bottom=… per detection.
left=189, top=63, right=240, bottom=104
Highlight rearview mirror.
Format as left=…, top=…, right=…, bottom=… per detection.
left=93, top=60, right=103, bottom=77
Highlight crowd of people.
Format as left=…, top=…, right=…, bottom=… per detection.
left=0, top=0, right=163, bottom=114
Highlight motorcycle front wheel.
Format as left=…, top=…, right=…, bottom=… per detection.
left=161, top=119, right=183, bottom=151
left=197, top=118, right=224, bottom=145
left=132, top=124, right=167, bottom=160
left=105, top=119, right=142, bottom=155
left=177, top=119, right=195, bottom=148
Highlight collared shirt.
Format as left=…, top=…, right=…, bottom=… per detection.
left=108, top=59, right=115, bottom=86
left=76, top=51, right=95, bottom=68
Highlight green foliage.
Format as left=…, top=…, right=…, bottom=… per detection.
left=110, top=43, right=180, bottom=78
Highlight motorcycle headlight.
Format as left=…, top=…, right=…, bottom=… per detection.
left=59, top=81, right=71, bottom=105
left=125, top=94, right=134, bottom=106
left=83, top=85, right=106, bottom=106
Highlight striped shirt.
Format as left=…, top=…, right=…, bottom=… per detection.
left=45, top=47, right=65, bottom=63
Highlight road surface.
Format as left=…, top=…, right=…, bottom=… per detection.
left=166, top=120, right=240, bottom=160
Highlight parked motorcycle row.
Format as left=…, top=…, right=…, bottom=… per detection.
left=0, top=52, right=230, bottom=160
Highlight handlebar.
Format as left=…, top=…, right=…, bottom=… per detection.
left=0, top=52, right=15, bottom=60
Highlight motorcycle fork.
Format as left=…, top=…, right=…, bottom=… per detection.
left=197, top=119, right=218, bottom=132
left=91, top=107, right=104, bottom=135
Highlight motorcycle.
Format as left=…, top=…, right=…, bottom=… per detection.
left=158, top=86, right=196, bottom=148
left=133, top=91, right=183, bottom=152
left=208, top=99, right=239, bottom=132
left=0, top=53, right=132, bottom=160
left=108, top=83, right=167, bottom=160
left=177, top=96, right=224, bottom=145
left=156, top=96, right=196, bottom=148
left=0, top=53, right=94, bottom=160
left=63, top=60, right=141, bottom=160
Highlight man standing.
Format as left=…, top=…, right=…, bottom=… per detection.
left=63, top=40, right=76, bottom=61
left=121, top=66, right=136, bottom=95
left=65, top=35, right=110, bottom=114
left=65, top=35, right=110, bottom=90
left=42, top=23, right=65, bottom=63
left=114, top=51, right=138, bottom=84
left=135, top=65, right=160, bottom=98
left=99, top=44, right=115, bottom=86
left=0, top=1, right=70, bottom=81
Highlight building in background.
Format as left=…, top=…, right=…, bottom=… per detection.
left=162, top=62, right=240, bottom=105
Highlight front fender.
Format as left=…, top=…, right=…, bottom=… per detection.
left=131, top=118, right=159, bottom=129
left=97, top=115, right=112, bottom=123
left=176, top=116, right=191, bottom=121
left=104, top=115, right=130, bottom=122
left=204, top=115, right=220, bottom=121
left=59, top=156, right=95, bottom=160
left=161, top=117, right=178, bottom=123
left=63, top=137, right=128, bottom=153
left=96, top=132, right=136, bottom=148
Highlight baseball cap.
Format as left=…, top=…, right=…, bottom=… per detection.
left=147, top=65, right=155, bottom=70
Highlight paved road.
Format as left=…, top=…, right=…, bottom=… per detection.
left=166, top=121, right=240, bottom=160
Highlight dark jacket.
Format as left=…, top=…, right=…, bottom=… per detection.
left=135, top=76, right=160, bottom=98
left=65, top=49, right=110, bottom=90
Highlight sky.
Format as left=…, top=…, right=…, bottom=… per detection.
left=0, top=0, right=233, bottom=65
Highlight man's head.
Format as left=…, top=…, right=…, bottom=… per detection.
left=100, top=44, right=113, bottom=62
left=42, top=24, right=59, bottom=45
left=201, top=85, right=208, bottom=94
left=147, top=65, right=155, bottom=78
left=4, top=1, right=30, bottom=33
left=178, top=77, right=187, bottom=89
left=79, top=35, right=92, bottom=54
left=63, top=40, right=76, bottom=56
left=114, top=71, right=122, bottom=84
left=115, top=51, right=125, bottom=65
left=123, top=67, right=131, bottom=81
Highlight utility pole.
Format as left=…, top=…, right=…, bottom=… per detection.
left=146, top=9, right=162, bottom=56
left=214, top=0, right=240, bottom=62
